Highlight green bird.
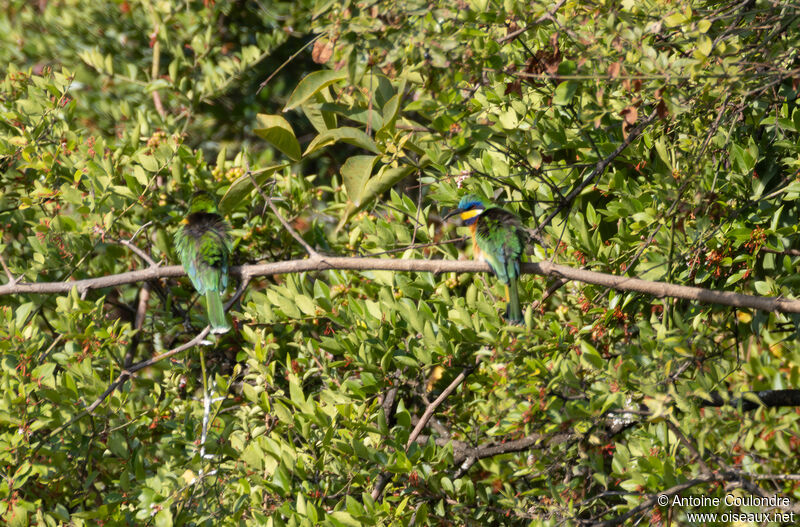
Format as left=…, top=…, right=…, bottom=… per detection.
left=174, top=191, right=232, bottom=334
left=445, top=194, right=525, bottom=323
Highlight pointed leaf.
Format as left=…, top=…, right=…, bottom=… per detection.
left=136, top=150, right=160, bottom=172
left=284, top=69, right=347, bottom=111
left=341, top=155, right=377, bottom=205
left=362, top=165, right=416, bottom=205
left=380, top=93, right=401, bottom=133
left=337, top=164, right=415, bottom=230
left=304, top=127, right=380, bottom=156
left=554, top=81, right=578, bottom=105
left=302, top=92, right=338, bottom=133
left=254, top=114, right=301, bottom=161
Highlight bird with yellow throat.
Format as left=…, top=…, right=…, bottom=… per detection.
left=445, top=194, right=525, bottom=323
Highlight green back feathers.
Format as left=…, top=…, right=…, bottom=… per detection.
left=174, top=192, right=232, bottom=333
left=474, top=207, right=524, bottom=284
left=174, top=192, right=232, bottom=294
left=449, top=194, right=525, bottom=323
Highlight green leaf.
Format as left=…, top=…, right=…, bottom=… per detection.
left=289, top=375, right=310, bottom=413
left=271, top=464, right=291, bottom=495
left=284, top=69, right=348, bottom=111
left=108, top=432, right=129, bottom=459
left=328, top=511, right=361, bottom=527
left=15, top=302, right=34, bottom=328
left=294, top=294, right=317, bottom=316
left=664, top=11, right=686, bottom=27
left=302, top=92, right=338, bottom=133
left=254, top=114, right=301, bottom=161
left=320, top=103, right=384, bottom=130
left=155, top=509, right=173, bottom=527
left=337, top=164, right=415, bottom=230
left=553, top=81, right=578, bottom=105
left=380, top=93, right=402, bottom=133
left=136, top=151, right=160, bottom=172
left=304, top=127, right=380, bottom=156
left=753, top=281, right=771, bottom=295
left=696, top=35, right=712, bottom=57
left=340, top=155, right=377, bottom=205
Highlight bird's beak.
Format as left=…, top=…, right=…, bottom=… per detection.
left=443, top=207, right=463, bottom=221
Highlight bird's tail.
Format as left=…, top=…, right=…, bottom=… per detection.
left=206, top=290, right=231, bottom=334
left=504, top=278, right=523, bottom=324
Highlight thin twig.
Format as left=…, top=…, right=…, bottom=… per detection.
left=129, top=220, right=153, bottom=243
left=246, top=166, right=320, bottom=258
left=119, top=239, right=160, bottom=268
left=35, top=325, right=212, bottom=451
left=256, top=34, right=323, bottom=94
left=585, top=476, right=716, bottom=526
left=534, top=109, right=659, bottom=238
left=362, top=236, right=467, bottom=257
left=406, top=366, right=474, bottom=449
left=0, top=253, right=17, bottom=284
left=529, top=276, right=569, bottom=312
left=665, top=420, right=712, bottom=476
left=37, top=333, right=64, bottom=363
left=265, top=197, right=319, bottom=258
left=371, top=365, right=475, bottom=501
left=496, top=0, right=567, bottom=44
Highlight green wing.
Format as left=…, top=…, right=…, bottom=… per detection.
left=475, top=207, right=524, bottom=284
left=174, top=212, right=233, bottom=333
left=174, top=218, right=231, bottom=294
left=194, top=228, right=231, bottom=293
left=475, top=207, right=524, bottom=323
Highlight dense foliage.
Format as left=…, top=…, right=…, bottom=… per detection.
left=2, top=0, right=800, bottom=525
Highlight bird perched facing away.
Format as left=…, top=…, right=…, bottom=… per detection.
left=174, top=191, right=232, bottom=334
left=445, top=194, right=525, bottom=323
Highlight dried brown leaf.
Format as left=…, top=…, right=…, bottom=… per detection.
left=312, top=39, right=334, bottom=64
left=621, top=106, right=638, bottom=125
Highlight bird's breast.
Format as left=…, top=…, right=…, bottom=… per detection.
left=469, top=223, right=482, bottom=258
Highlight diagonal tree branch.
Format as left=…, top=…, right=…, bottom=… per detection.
left=534, top=109, right=660, bottom=237
left=371, top=365, right=475, bottom=502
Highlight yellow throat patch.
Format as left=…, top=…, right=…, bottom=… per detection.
left=459, top=209, right=483, bottom=221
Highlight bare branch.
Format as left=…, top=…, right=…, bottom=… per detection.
left=698, top=389, right=800, bottom=410
left=406, top=366, right=474, bottom=450
left=3, top=257, right=800, bottom=315
left=129, top=220, right=153, bottom=243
